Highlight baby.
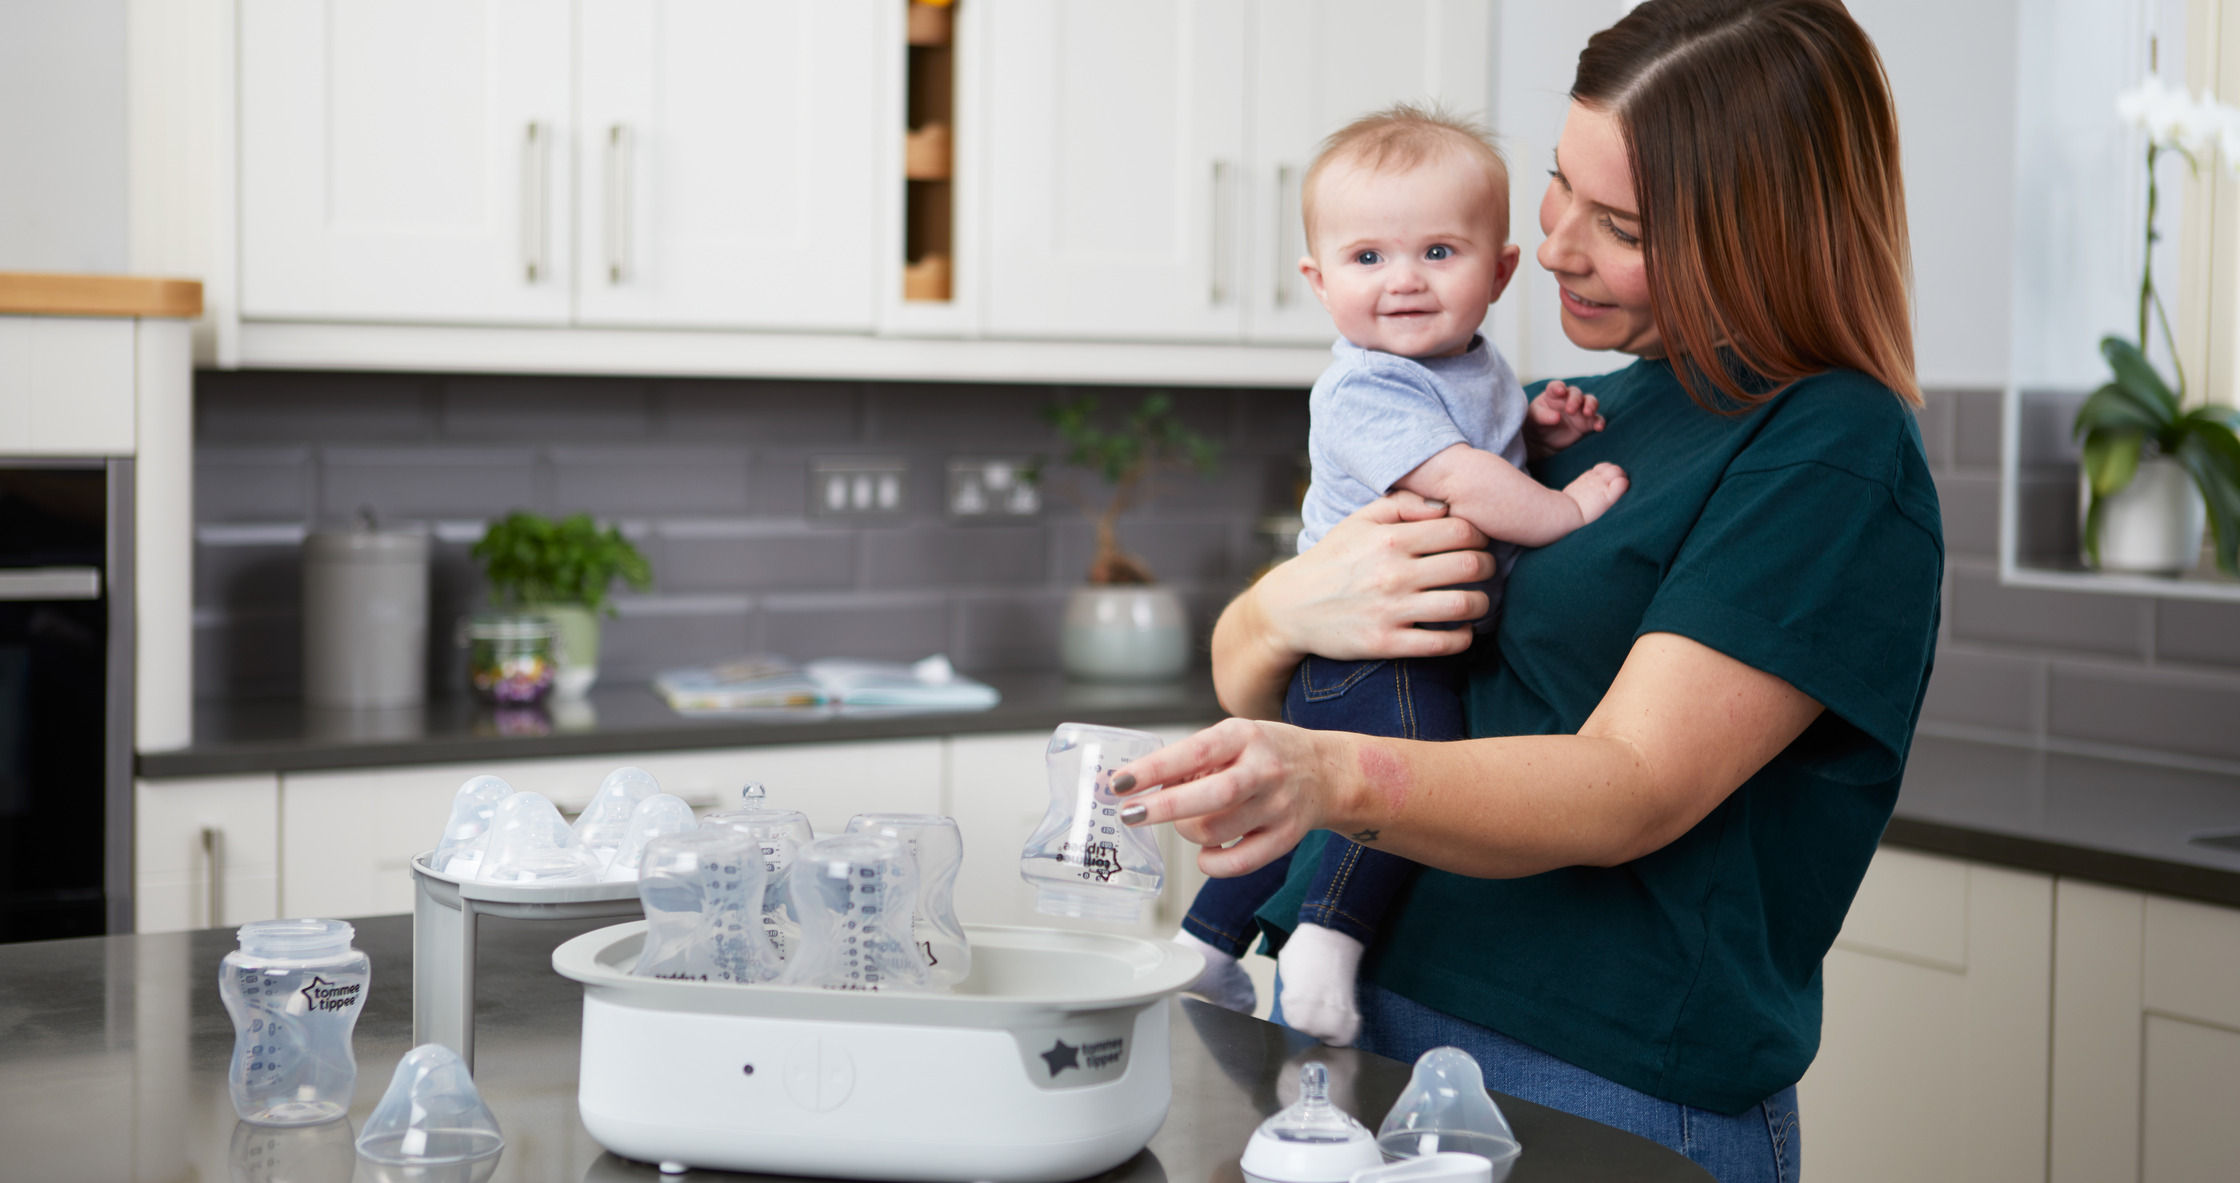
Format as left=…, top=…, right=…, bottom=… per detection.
left=1176, top=104, right=1628, bottom=1045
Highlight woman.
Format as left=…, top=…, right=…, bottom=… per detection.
left=1111, top=2, right=1942, bottom=1179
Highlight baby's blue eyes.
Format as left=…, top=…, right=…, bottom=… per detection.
left=1351, top=245, right=1456, bottom=265
left=1354, top=250, right=1383, bottom=265
left=1425, top=244, right=1453, bottom=261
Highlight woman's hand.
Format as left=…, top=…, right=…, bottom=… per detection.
left=1115, top=717, right=1340, bottom=877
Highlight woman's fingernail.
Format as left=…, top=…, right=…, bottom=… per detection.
left=1120, top=804, right=1148, bottom=825
left=1111, top=772, right=1137, bottom=794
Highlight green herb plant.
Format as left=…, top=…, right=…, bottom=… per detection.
left=471, top=511, right=653, bottom=615
left=1043, top=393, right=1220, bottom=585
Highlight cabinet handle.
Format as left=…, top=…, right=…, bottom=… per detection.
left=1210, top=159, right=1233, bottom=306
left=605, top=123, right=635, bottom=285
left=200, top=825, right=225, bottom=927
left=521, top=121, right=549, bottom=283
left=1273, top=164, right=1296, bottom=309
left=0, top=567, right=100, bottom=601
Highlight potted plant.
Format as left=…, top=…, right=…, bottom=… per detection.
left=471, top=511, right=653, bottom=697
left=2075, top=78, right=2240, bottom=577
left=1042, top=392, right=1220, bottom=681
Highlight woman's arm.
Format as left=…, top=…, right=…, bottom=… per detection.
left=1123, top=631, right=1825, bottom=878
left=1209, top=493, right=1496, bottom=719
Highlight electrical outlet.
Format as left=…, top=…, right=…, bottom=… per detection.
left=947, top=457, right=1040, bottom=519
left=810, top=456, right=909, bottom=520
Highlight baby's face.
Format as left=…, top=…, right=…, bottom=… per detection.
left=1302, top=153, right=1516, bottom=359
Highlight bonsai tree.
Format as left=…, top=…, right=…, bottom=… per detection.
left=471, top=511, right=652, bottom=614
left=1043, top=393, right=1220, bottom=584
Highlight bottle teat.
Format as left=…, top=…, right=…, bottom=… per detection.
left=739, top=781, right=766, bottom=806
left=1239, top=1062, right=1383, bottom=1182
left=1376, top=1047, right=1520, bottom=1173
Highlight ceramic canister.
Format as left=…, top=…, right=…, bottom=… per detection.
left=302, top=524, right=429, bottom=708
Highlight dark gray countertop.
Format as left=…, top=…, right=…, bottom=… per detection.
left=0, top=913, right=1709, bottom=1182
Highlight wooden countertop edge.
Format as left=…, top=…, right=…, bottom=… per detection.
left=0, top=272, right=204, bottom=319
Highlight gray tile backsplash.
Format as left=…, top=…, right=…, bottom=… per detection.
left=193, top=371, right=1305, bottom=698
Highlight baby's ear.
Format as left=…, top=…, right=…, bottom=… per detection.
left=1487, top=243, right=1523, bottom=303
left=1299, top=256, right=1329, bottom=306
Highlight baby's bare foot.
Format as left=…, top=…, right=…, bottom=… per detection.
left=1564, top=462, right=1629, bottom=524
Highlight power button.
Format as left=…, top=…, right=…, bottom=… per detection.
left=782, top=1038, right=856, bottom=1112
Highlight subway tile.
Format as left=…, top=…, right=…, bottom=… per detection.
left=1930, top=472, right=1998, bottom=560
left=194, top=611, right=300, bottom=700
left=193, top=540, right=301, bottom=614
left=596, top=600, right=756, bottom=682
left=2014, top=388, right=2087, bottom=472
left=656, top=378, right=863, bottom=442
left=547, top=444, right=752, bottom=516
left=2047, top=661, right=2240, bottom=763
left=860, top=525, right=1047, bottom=589
left=1946, top=567, right=2148, bottom=658
left=654, top=522, right=857, bottom=593
left=1047, top=384, right=1233, bottom=448
left=195, top=370, right=438, bottom=443
left=439, top=374, right=653, bottom=442
left=2013, top=474, right=2081, bottom=564
left=319, top=446, right=539, bottom=522
left=1914, top=389, right=1956, bottom=473
left=2156, top=599, right=2240, bottom=670
left=195, top=445, right=313, bottom=523
left=948, top=591, right=1067, bottom=672
left=756, top=593, right=951, bottom=661
left=1051, top=520, right=1242, bottom=586
left=1229, top=387, right=1312, bottom=456
left=1918, top=646, right=2041, bottom=734
left=1950, top=388, right=2003, bottom=470
left=865, top=382, right=1062, bottom=447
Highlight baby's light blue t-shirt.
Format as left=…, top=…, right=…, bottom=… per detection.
left=1298, top=334, right=1529, bottom=627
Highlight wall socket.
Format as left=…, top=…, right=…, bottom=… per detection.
left=947, top=456, right=1040, bottom=519
left=810, top=456, right=909, bottom=519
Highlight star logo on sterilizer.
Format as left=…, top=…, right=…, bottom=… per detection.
left=1040, top=1039, right=1081, bottom=1077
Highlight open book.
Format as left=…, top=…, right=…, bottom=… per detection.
left=653, top=654, right=998, bottom=714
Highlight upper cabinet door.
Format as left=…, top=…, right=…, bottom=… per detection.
left=575, top=1, right=882, bottom=331
left=1246, top=1, right=1493, bottom=345
left=239, top=0, right=573, bottom=324
left=980, top=0, right=1249, bottom=341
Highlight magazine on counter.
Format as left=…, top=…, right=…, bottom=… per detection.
left=652, top=653, right=998, bottom=714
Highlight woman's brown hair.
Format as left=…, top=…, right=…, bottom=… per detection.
left=1574, top=0, right=1920, bottom=409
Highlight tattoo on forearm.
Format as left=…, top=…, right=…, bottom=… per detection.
left=1350, top=829, right=1380, bottom=844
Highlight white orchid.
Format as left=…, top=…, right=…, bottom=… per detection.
left=2116, top=76, right=2240, bottom=172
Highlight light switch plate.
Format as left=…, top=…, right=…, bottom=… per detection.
left=947, top=456, right=1040, bottom=519
left=810, top=456, right=909, bottom=520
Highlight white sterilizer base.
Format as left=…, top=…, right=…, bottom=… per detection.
left=552, top=922, right=1201, bottom=1183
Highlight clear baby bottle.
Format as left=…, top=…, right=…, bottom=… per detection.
left=632, top=828, right=781, bottom=983
left=845, top=812, right=970, bottom=986
left=1019, top=722, right=1167, bottom=922
left=781, top=833, right=931, bottom=992
left=219, top=918, right=371, bottom=1125
left=702, top=804, right=817, bottom=962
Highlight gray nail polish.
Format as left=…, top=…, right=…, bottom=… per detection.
left=1120, top=804, right=1148, bottom=825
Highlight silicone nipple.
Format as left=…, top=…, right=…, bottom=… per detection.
left=431, top=775, right=513, bottom=878
left=602, top=794, right=700, bottom=882
left=355, top=1043, right=504, bottom=1178
left=1239, top=1062, right=1383, bottom=1182
left=738, top=781, right=766, bottom=806
left=573, top=766, right=662, bottom=853
left=480, top=792, right=604, bottom=884
left=1376, top=1047, right=1520, bottom=1173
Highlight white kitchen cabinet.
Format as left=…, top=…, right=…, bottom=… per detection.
left=1244, top=1, right=1492, bottom=344
left=279, top=739, right=943, bottom=920
left=980, top=0, right=1490, bottom=344
left=2050, top=880, right=2240, bottom=1183
left=239, top=0, right=575, bottom=324
left=133, top=775, right=280, bottom=933
left=945, top=725, right=1216, bottom=937
left=0, top=316, right=135, bottom=455
left=1796, top=847, right=2054, bottom=1183
left=572, top=1, right=882, bottom=331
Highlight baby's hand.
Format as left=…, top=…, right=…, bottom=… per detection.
left=1526, top=380, right=1606, bottom=459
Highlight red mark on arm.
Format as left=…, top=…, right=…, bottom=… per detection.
left=1355, top=743, right=1411, bottom=821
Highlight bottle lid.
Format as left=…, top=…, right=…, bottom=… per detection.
left=236, top=917, right=355, bottom=959
left=1240, top=1063, right=1384, bottom=1182
left=1375, top=1048, right=1521, bottom=1170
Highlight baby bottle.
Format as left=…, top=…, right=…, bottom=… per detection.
left=781, top=833, right=931, bottom=992
left=845, top=812, right=971, bottom=986
left=219, top=918, right=371, bottom=1125
left=1019, top=722, right=1167, bottom=922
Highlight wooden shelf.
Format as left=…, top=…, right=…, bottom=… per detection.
left=0, top=272, right=203, bottom=319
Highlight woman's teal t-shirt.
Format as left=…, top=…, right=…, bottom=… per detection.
left=1256, top=358, right=1944, bottom=1115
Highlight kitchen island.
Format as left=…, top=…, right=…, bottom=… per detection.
left=0, top=913, right=1710, bottom=1182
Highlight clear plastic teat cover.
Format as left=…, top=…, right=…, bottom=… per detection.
left=781, top=833, right=932, bottom=992
left=632, top=828, right=781, bottom=983
left=601, top=793, right=700, bottom=882
left=572, top=766, right=662, bottom=853
left=355, top=1042, right=504, bottom=1171
left=480, top=791, right=605, bottom=884
left=1019, top=722, right=1167, bottom=921
left=1376, top=1047, right=1521, bottom=1167
left=702, top=806, right=816, bottom=962
left=844, top=812, right=971, bottom=986
left=431, top=775, right=514, bottom=877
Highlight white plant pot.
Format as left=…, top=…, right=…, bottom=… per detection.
left=535, top=603, right=602, bottom=698
left=1060, top=586, right=1191, bottom=682
left=2081, top=456, right=2206, bottom=575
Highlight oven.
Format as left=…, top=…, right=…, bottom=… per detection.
left=0, top=460, right=132, bottom=941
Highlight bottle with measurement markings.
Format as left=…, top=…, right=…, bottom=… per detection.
left=219, top=918, right=371, bottom=1125
left=1019, top=722, right=1167, bottom=923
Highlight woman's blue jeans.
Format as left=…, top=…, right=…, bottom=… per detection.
left=1276, top=979, right=1801, bottom=1183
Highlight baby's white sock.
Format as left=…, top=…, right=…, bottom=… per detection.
left=1276, top=922, right=1365, bottom=1046
left=1174, top=930, right=1257, bottom=1014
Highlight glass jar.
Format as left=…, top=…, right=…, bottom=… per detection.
left=464, top=612, right=556, bottom=705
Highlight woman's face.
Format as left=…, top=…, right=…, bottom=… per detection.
left=1537, top=102, right=1661, bottom=358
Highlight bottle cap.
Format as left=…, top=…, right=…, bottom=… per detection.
left=356, top=1043, right=504, bottom=1170
left=1375, top=1048, right=1520, bottom=1172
